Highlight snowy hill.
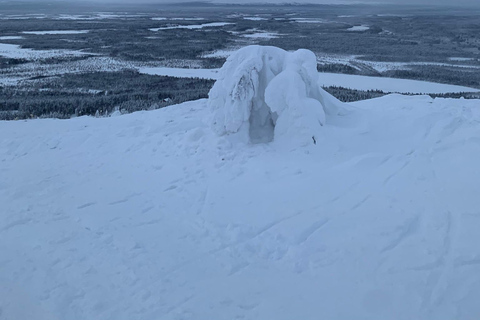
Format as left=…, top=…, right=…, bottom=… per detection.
left=1, top=46, right=480, bottom=320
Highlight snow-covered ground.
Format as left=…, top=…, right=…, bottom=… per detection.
left=355, top=60, right=480, bottom=73
left=0, top=57, right=136, bottom=86
left=136, top=66, right=479, bottom=94
left=138, top=66, right=220, bottom=79
left=243, top=16, right=268, bottom=21
left=317, top=72, right=480, bottom=94
left=316, top=53, right=480, bottom=74
left=0, top=36, right=24, bottom=40
left=0, top=13, right=146, bottom=20
left=1, top=92, right=480, bottom=320
left=0, top=43, right=92, bottom=60
left=149, top=22, right=233, bottom=32
left=0, top=56, right=205, bottom=86
left=22, top=30, right=90, bottom=35
left=202, top=49, right=239, bottom=58
left=54, top=13, right=147, bottom=20
left=0, top=14, right=47, bottom=20
left=291, top=18, right=329, bottom=23
left=242, top=30, right=280, bottom=39
left=347, top=25, right=370, bottom=31
left=151, top=17, right=206, bottom=21
left=203, top=48, right=480, bottom=73
left=449, top=57, right=477, bottom=62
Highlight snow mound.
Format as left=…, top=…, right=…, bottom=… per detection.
left=208, top=45, right=343, bottom=146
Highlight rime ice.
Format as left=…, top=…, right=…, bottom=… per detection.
left=208, top=45, right=342, bottom=146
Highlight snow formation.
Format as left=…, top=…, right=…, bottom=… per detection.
left=208, top=45, right=342, bottom=146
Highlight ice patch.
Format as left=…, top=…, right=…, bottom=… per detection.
left=208, top=45, right=343, bottom=146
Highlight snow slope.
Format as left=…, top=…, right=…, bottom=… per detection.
left=1, top=92, right=480, bottom=320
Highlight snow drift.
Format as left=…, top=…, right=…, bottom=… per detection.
left=208, top=45, right=343, bottom=146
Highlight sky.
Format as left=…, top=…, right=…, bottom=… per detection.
left=106, top=0, right=478, bottom=7
left=210, top=0, right=480, bottom=6
left=3, top=0, right=480, bottom=6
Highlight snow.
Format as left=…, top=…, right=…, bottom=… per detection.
left=202, top=49, right=238, bottom=58
left=243, top=16, right=268, bottom=21
left=316, top=52, right=480, bottom=73
left=318, top=72, right=480, bottom=94
left=51, top=13, right=146, bottom=20
left=1, top=91, right=480, bottom=320
left=242, top=31, right=280, bottom=39
left=138, top=66, right=219, bottom=79
left=149, top=22, right=233, bottom=31
left=0, top=36, right=24, bottom=40
left=136, top=65, right=479, bottom=94
left=152, top=17, right=205, bottom=21
left=449, top=57, right=476, bottom=62
left=208, top=46, right=342, bottom=146
left=347, top=25, right=370, bottom=31
left=0, top=43, right=92, bottom=60
left=0, top=14, right=47, bottom=20
left=291, top=18, right=329, bottom=23
left=22, top=30, right=90, bottom=35
left=173, top=18, right=206, bottom=21
left=0, top=57, right=202, bottom=86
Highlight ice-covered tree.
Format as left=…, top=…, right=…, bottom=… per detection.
left=208, top=45, right=343, bottom=146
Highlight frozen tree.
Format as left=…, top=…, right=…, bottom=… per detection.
left=208, top=45, right=343, bottom=146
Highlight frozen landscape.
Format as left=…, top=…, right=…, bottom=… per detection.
left=1, top=2, right=480, bottom=320
left=2, top=43, right=480, bottom=320
left=2, top=2, right=480, bottom=120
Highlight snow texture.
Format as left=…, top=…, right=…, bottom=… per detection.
left=208, top=45, right=342, bottom=146
left=1, top=93, right=480, bottom=320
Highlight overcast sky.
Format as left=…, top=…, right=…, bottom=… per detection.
left=4, top=0, right=480, bottom=6
left=119, top=0, right=475, bottom=7
left=215, top=0, right=479, bottom=5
